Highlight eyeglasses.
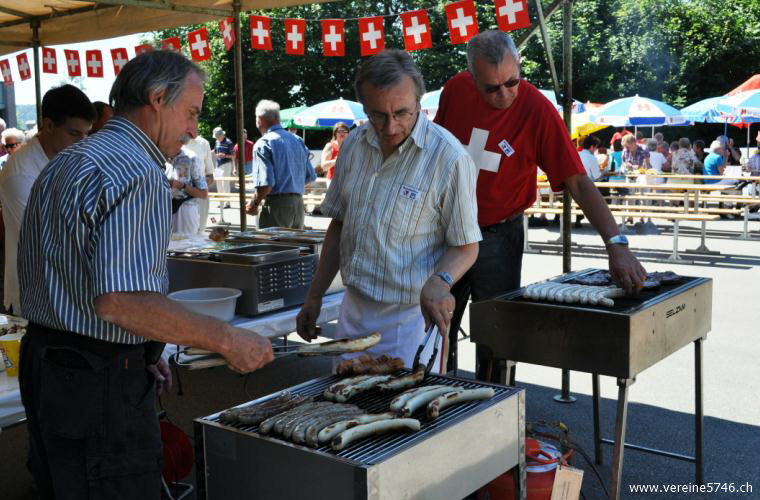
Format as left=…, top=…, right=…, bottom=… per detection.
left=482, top=77, right=521, bottom=94
left=367, top=109, right=417, bottom=126
left=4, top=143, right=19, bottom=149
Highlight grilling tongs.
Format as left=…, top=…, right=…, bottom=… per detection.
left=412, top=324, right=441, bottom=375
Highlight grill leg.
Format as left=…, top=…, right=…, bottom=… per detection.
left=740, top=205, right=751, bottom=240
left=610, top=378, right=633, bottom=500
left=523, top=215, right=535, bottom=253
left=667, top=219, right=686, bottom=263
left=553, top=369, right=576, bottom=403
left=695, top=338, right=704, bottom=485
left=592, top=373, right=602, bottom=465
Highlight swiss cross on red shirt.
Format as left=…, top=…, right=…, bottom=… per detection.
left=445, top=0, right=479, bottom=44
left=161, top=37, right=182, bottom=53
left=188, top=28, right=212, bottom=61
left=16, top=53, right=31, bottom=81
left=85, top=50, right=104, bottom=78
left=42, top=48, right=57, bottom=74
left=321, top=20, right=345, bottom=57
left=135, top=44, right=153, bottom=56
left=284, top=19, right=306, bottom=56
left=358, top=17, right=385, bottom=56
left=400, top=11, right=432, bottom=51
left=110, top=48, right=129, bottom=75
left=64, top=49, right=81, bottom=77
left=494, top=0, right=530, bottom=32
left=250, top=16, right=273, bottom=51
left=219, top=18, right=236, bottom=51
left=0, top=60, right=12, bottom=84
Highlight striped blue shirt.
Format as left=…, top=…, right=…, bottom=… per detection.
left=19, top=117, right=171, bottom=344
left=254, top=124, right=316, bottom=194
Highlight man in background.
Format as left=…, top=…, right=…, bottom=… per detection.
left=184, top=133, right=215, bottom=233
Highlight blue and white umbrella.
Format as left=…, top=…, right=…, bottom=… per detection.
left=293, top=98, right=367, bottom=127
left=420, top=89, right=442, bottom=120
left=538, top=90, right=586, bottom=113
left=716, top=90, right=760, bottom=118
left=590, top=95, right=686, bottom=126
left=681, top=96, right=760, bottom=124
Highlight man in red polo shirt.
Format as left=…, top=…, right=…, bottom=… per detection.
left=435, top=30, right=646, bottom=378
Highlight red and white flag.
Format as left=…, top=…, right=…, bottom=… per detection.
left=161, top=37, right=182, bottom=53
left=16, top=53, right=31, bottom=81
left=219, top=18, right=236, bottom=51
left=0, top=59, right=12, bottom=84
left=135, top=44, right=153, bottom=56
left=110, top=48, right=129, bottom=75
left=284, top=19, right=306, bottom=56
left=250, top=16, right=273, bottom=51
left=41, top=47, right=57, bottom=74
left=358, top=17, right=385, bottom=56
left=64, top=49, right=81, bottom=77
left=400, top=10, right=433, bottom=51
left=321, top=19, right=345, bottom=57
left=494, top=0, right=530, bottom=32
left=445, top=0, right=479, bottom=44
left=85, top=50, right=104, bottom=78
left=188, top=28, right=211, bottom=61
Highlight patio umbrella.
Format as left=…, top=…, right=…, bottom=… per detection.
left=538, top=90, right=586, bottom=113
left=280, top=106, right=308, bottom=128
left=590, top=95, right=687, bottom=127
left=716, top=90, right=760, bottom=118
left=293, top=98, right=367, bottom=128
left=568, top=103, right=608, bottom=140
left=727, top=74, right=760, bottom=96
left=420, top=89, right=441, bottom=120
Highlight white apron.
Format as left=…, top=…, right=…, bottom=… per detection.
left=335, top=287, right=444, bottom=374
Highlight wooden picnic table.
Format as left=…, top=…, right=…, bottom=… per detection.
left=621, top=173, right=760, bottom=182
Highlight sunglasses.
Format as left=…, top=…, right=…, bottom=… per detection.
left=4, top=143, right=20, bottom=149
left=482, top=77, right=521, bottom=94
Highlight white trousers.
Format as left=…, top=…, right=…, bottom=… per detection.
left=172, top=200, right=200, bottom=235
left=198, top=198, right=210, bottom=234
left=335, top=287, right=443, bottom=374
left=215, top=162, right=232, bottom=194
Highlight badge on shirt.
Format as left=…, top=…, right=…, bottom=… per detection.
left=498, top=139, right=515, bottom=157
left=399, top=184, right=421, bottom=201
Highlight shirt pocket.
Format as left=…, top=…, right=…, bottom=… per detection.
left=388, top=182, right=431, bottom=241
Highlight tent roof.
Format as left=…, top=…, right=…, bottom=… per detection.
left=0, top=0, right=328, bottom=57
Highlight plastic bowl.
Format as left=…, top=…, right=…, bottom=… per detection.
left=167, top=287, right=242, bottom=321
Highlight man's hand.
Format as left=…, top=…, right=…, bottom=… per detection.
left=296, top=296, right=323, bottom=341
left=607, top=244, right=647, bottom=295
left=245, top=199, right=259, bottom=215
left=420, top=276, right=456, bottom=335
left=220, top=329, right=274, bottom=373
left=148, top=358, right=173, bottom=394
left=169, top=179, right=183, bottom=189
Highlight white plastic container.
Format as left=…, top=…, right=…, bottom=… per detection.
left=167, top=288, right=242, bottom=322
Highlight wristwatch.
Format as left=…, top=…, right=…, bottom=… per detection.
left=435, top=271, right=454, bottom=287
left=606, top=234, right=629, bottom=247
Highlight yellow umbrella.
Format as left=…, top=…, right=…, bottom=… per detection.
left=568, top=103, right=609, bottom=140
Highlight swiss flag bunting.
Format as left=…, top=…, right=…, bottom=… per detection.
left=16, top=53, right=31, bottom=81
left=494, top=0, right=530, bottom=32
left=85, top=50, right=104, bottom=78
left=284, top=19, right=306, bottom=56
left=161, top=37, right=182, bottom=53
left=0, top=59, right=12, bottom=84
left=250, top=16, right=273, bottom=51
left=135, top=44, right=153, bottom=56
left=110, top=48, right=129, bottom=75
left=188, top=28, right=212, bottom=61
left=64, top=49, right=81, bottom=77
left=400, top=10, right=433, bottom=51
left=42, top=48, right=57, bottom=74
left=445, top=0, right=479, bottom=44
left=358, top=17, right=385, bottom=56
left=219, top=18, right=236, bottom=51
left=321, top=19, right=345, bottom=57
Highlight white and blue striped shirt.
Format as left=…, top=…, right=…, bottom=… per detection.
left=19, top=117, right=171, bottom=344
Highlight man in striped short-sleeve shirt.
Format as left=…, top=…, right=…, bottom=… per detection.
left=17, top=51, right=273, bottom=499
left=296, top=50, right=481, bottom=371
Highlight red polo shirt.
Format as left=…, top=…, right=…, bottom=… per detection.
left=435, top=72, right=585, bottom=226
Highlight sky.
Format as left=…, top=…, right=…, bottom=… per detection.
left=6, top=33, right=146, bottom=107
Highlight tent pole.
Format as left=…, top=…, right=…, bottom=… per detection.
left=233, top=1, right=247, bottom=231
left=31, top=19, right=41, bottom=127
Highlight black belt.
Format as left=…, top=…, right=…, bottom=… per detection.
left=480, top=212, right=523, bottom=232
left=267, top=192, right=301, bottom=197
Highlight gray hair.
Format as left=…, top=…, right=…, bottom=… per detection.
left=646, top=138, right=658, bottom=152
left=109, top=50, right=206, bottom=114
left=678, top=137, right=691, bottom=149
left=1, top=127, right=26, bottom=144
left=466, top=30, right=520, bottom=74
left=354, top=49, right=426, bottom=103
left=0, top=117, right=5, bottom=132
left=255, top=100, right=281, bottom=123
left=213, top=126, right=225, bottom=138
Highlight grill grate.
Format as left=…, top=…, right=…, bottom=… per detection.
left=200, top=372, right=518, bottom=465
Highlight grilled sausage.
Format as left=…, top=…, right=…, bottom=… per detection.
left=323, top=375, right=375, bottom=401
left=426, top=388, right=496, bottom=419
left=377, top=368, right=425, bottom=392
left=272, top=402, right=333, bottom=435
left=303, top=410, right=375, bottom=447
left=317, top=412, right=397, bottom=445
left=389, top=385, right=449, bottom=412
left=333, top=375, right=393, bottom=403
left=331, top=418, right=421, bottom=451
left=399, top=387, right=464, bottom=417
left=291, top=406, right=363, bottom=444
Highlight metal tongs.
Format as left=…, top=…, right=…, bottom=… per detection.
left=412, top=324, right=441, bottom=375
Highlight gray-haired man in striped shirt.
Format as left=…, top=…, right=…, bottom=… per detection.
left=18, top=51, right=273, bottom=498
left=297, top=50, right=481, bottom=371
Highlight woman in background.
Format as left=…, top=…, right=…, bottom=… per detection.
left=319, top=122, right=350, bottom=181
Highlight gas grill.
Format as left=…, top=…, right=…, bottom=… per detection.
left=194, top=373, right=526, bottom=500
left=470, top=268, right=712, bottom=499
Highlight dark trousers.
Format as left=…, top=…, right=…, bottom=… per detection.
left=19, top=324, right=163, bottom=500
left=259, top=193, right=305, bottom=229
left=447, top=215, right=523, bottom=381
